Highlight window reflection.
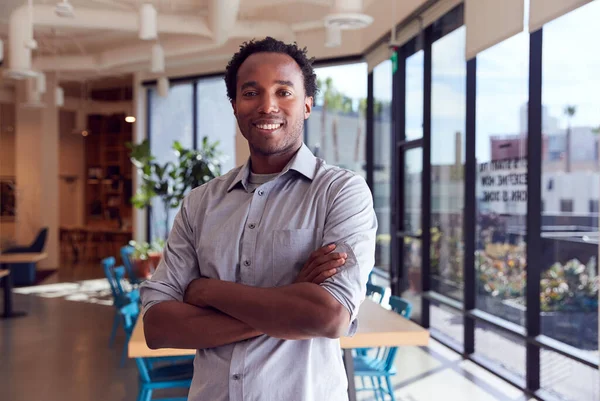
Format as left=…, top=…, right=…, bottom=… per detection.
left=475, top=32, right=529, bottom=335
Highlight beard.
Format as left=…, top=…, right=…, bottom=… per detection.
left=246, top=118, right=305, bottom=157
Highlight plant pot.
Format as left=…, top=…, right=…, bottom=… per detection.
left=133, top=252, right=162, bottom=279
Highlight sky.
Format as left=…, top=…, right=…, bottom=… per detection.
left=313, top=0, right=600, bottom=165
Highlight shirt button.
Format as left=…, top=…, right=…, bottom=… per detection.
left=257, top=190, right=265, bottom=196
left=248, top=223, right=256, bottom=229
left=243, top=260, right=251, bottom=267
left=232, top=374, right=241, bottom=380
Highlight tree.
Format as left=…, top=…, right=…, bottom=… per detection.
left=564, top=105, right=576, bottom=173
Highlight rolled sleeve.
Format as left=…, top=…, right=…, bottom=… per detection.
left=319, top=174, right=377, bottom=335
left=140, top=196, right=201, bottom=313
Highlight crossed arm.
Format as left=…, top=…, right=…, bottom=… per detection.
left=143, top=245, right=349, bottom=350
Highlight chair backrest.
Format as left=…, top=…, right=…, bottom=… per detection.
left=376, top=296, right=413, bottom=372
left=120, top=246, right=139, bottom=284
left=366, top=283, right=385, bottom=304
left=102, top=256, right=129, bottom=306
left=389, top=295, right=413, bottom=319
left=30, top=228, right=48, bottom=252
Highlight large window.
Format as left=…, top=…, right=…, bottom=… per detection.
left=430, top=26, right=466, bottom=303
left=196, top=77, right=236, bottom=174
left=373, top=60, right=393, bottom=273
left=150, top=83, right=194, bottom=240
left=540, top=2, right=599, bottom=394
left=405, top=51, right=424, bottom=141
left=474, top=31, right=530, bottom=378
left=148, top=78, right=236, bottom=241
left=307, top=62, right=368, bottom=176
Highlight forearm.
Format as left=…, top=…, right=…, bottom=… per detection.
left=143, top=301, right=262, bottom=350
left=196, top=281, right=348, bottom=340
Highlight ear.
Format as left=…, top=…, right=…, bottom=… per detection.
left=304, top=96, right=313, bottom=119
left=231, top=100, right=237, bottom=116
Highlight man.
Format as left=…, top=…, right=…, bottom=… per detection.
left=141, top=36, right=377, bottom=401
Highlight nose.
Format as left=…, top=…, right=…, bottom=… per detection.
left=257, top=93, right=279, bottom=114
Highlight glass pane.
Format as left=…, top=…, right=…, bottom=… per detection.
left=430, top=300, right=464, bottom=349
left=402, top=238, right=422, bottom=324
left=404, top=147, right=422, bottom=234
left=431, top=26, right=466, bottom=302
left=373, top=60, right=393, bottom=273
left=475, top=33, right=529, bottom=326
left=307, top=62, right=368, bottom=177
left=150, top=83, right=193, bottom=240
left=475, top=321, right=526, bottom=380
left=196, top=77, right=236, bottom=174
left=405, top=50, right=424, bottom=141
left=541, top=349, right=599, bottom=401
left=540, top=0, right=599, bottom=353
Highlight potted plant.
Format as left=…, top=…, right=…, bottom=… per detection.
left=127, top=137, right=223, bottom=241
left=127, top=239, right=164, bottom=278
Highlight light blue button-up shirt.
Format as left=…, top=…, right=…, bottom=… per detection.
left=141, top=144, right=377, bottom=401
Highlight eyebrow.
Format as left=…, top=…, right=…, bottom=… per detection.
left=240, top=80, right=295, bottom=91
left=275, top=80, right=294, bottom=87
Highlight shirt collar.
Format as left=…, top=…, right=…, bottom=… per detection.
left=227, top=143, right=317, bottom=192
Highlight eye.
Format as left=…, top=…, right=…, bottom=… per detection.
left=243, top=91, right=258, bottom=97
left=278, top=90, right=292, bottom=97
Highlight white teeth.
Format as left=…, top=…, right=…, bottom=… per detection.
left=256, top=124, right=281, bottom=130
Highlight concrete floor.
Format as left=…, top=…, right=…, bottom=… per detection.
left=1, top=266, right=537, bottom=401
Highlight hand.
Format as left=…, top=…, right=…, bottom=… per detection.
left=184, top=278, right=211, bottom=308
left=295, top=244, right=347, bottom=285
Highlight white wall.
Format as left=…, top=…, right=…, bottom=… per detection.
left=59, top=110, right=85, bottom=228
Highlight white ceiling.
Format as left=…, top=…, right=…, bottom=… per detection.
left=0, top=0, right=426, bottom=85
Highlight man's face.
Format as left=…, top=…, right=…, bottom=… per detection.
left=232, top=52, right=312, bottom=157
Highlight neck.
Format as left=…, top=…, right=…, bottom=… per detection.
left=249, top=145, right=301, bottom=174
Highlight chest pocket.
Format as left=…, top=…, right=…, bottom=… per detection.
left=272, top=228, right=323, bottom=287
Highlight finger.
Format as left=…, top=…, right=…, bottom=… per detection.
left=308, top=244, right=336, bottom=262
left=303, top=244, right=336, bottom=270
left=307, top=252, right=347, bottom=272
left=312, top=268, right=340, bottom=285
left=306, top=257, right=346, bottom=283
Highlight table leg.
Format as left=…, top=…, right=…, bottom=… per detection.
left=1, top=271, right=27, bottom=319
left=343, top=349, right=357, bottom=401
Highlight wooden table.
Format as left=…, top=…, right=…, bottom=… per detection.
left=129, top=299, right=429, bottom=400
left=0, top=252, right=47, bottom=318
left=0, top=253, right=48, bottom=264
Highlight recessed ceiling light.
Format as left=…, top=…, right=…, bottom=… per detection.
left=125, top=116, right=136, bottom=123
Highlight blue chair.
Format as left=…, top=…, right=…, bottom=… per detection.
left=366, top=283, right=386, bottom=304
left=121, top=245, right=143, bottom=286
left=102, top=257, right=139, bottom=361
left=119, top=302, right=194, bottom=401
left=355, top=283, right=387, bottom=358
left=354, top=295, right=413, bottom=401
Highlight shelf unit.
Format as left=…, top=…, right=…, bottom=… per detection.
left=84, top=113, right=133, bottom=228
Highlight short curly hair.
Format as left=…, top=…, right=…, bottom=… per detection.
left=224, top=36, right=318, bottom=102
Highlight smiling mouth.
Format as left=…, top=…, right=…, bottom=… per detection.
left=254, top=123, right=283, bottom=131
